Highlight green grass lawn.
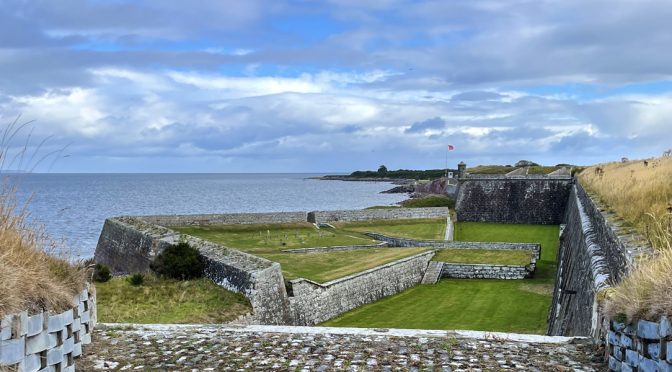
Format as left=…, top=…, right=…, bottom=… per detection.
left=173, top=219, right=443, bottom=283
left=323, top=223, right=559, bottom=334
left=96, top=276, right=251, bottom=324
left=432, top=248, right=532, bottom=265
left=335, top=218, right=446, bottom=240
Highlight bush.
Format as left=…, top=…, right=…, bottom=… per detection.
left=127, top=273, right=145, bottom=286
left=150, top=242, right=204, bottom=280
left=93, top=263, right=112, bottom=283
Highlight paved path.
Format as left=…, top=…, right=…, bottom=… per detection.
left=78, top=324, right=606, bottom=371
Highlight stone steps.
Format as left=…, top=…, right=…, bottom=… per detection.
left=421, top=261, right=443, bottom=284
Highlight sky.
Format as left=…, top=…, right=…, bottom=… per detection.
left=1, top=0, right=671, bottom=173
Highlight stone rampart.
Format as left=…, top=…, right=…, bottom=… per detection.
left=0, top=286, right=96, bottom=371
left=307, top=207, right=448, bottom=223
left=281, top=242, right=388, bottom=253
left=138, top=212, right=307, bottom=226
left=440, top=263, right=531, bottom=279
left=455, top=177, right=572, bottom=224
left=606, top=317, right=672, bottom=371
left=365, top=232, right=541, bottom=260
left=548, top=183, right=652, bottom=338
left=288, top=251, right=434, bottom=325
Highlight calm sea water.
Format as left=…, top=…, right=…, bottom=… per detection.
left=5, top=173, right=405, bottom=258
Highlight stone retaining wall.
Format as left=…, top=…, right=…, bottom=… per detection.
left=0, top=286, right=96, bottom=371
left=606, top=317, right=672, bottom=371
left=307, top=207, right=448, bottom=223
left=288, top=251, right=434, bottom=325
left=455, top=177, right=572, bottom=224
left=365, top=232, right=541, bottom=260
left=548, top=183, right=652, bottom=338
left=440, top=263, right=531, bottom=279
left=281, top=242, right=388, bottom=253
left=137, top=212, right=308, bottom=226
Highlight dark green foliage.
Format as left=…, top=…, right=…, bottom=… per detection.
left=93, top=263, right=112, bottom=283
left=377, top=165, right=388, bottom=174
left=150, top=242, right=204, bottom=280
left=347, top=168, right=451, bottom=180
left=401, top=195, right=455, bottom=208
left=127, top=273, right=144, bottom=286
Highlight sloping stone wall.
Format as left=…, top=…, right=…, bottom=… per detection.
left=288, top=251, right=434, bottom=325
left=0, top=287, right=96, bottom=371
left=606, top=317, right=672, bottom=371
left=308, top=207, right=448, bottom=223
left=548, top=183, right=652, bottom=338
left=455, top=177, right=572, bottom=224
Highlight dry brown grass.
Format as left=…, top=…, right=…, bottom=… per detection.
left=0, top=185, right=87, bottom=318
left=579, top=157, right=672, bottom=249
left=582, top=157, right=672, bottom=321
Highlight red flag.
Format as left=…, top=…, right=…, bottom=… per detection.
left=447, top=145, right=455, bottom=150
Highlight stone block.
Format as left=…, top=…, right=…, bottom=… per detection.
left=46, top=345, right=63, bottom=365
left=639, top=356, right=658, bottom=372
left=17, top=311, right=28, bottom=337
left=625, top=349, right=640, bottom=367
left=613, top=321, right=627, bottom=332
left=80, top=333, right=91, bottom=345
left=0, top=315, right=12, bottom=329
left=62, top=365, right=75, bottom=372
left=0, top=337, right=25, bottom=365
left=661, top=316, right=672, bottom=338
left=608, top=331, right=620, bottom=346
left=79, top=289, right=89, bottom=302
left=26, top=313, right=45, bottom=337
left=608, top=355, right=622, bottom=371
left=621, top=334, right=633, bottom=349
left=647, top=341, right=661, bottom=360
left=25, top=330, right=57, bottom=355
left=668, top=341, right=672, bottom=363
left=80, top=311, right=90, bottom=323
left=0, top=324, right=11, bottom=341
left=47, top=310, right=73, bottom=333
left=638, top=320, right=660, bottom=339
left=621, top=363, right=634, bottom=372
left=658, top=359, right=672, bottom=372
left=22, top=353, right=41, bottom=372
left=612, top=345, right=623, bottom=361
left=71, top=319, right=81, bottom=333
left=61, top=337, right=74, bottom=355
left=72, top=343, right=82, bottom=358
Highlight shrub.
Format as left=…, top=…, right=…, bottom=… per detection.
left=150, top=241, right=204, bottom=280
left=93, top=263, right=112, bottom=283
left=127, top=273, right=145, bottom=286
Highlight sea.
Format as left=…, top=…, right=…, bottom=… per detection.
left=4, top=173, right=406, bottom=258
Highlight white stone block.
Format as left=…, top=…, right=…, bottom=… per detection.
left=18, top=311, right=28, bottom=337
left=79, top=290, right=88, bottom=302
left=72, top=343, right=82, bottom=358
left=71, top=319, right=80, bottom=333
left=25, top=330, right=57, bottom=355
left=47, top=310, right=73, bottom=333
left=80, top=333, right=91, bottom=345
left=0, top=324, right=11, bottom=341
left=61, top=337, right=74, bottom=355
left=26, top=313, right=45, bottom=337
left=80, top=311, right=90, bottom=324
left=0, top=314, right=12, bottom=329
left=62, top=365, right=75, bottom=372
left=22, top=353, right=41, bottom=372
left=46, top=345, right=63, bottom=365
left=0, top=337, right=25, bottom=365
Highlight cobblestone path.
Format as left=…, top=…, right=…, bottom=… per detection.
left=77, top=324, right=606, bottom=371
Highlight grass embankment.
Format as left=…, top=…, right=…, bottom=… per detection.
left=400, top=195, right=455, bottom=209
left=96, top=276, right=251, bottom=323
left=432, top=249, right=532, bottom=265
left=174, top=219, right=445, bottom=283
left=580, top=157, right=672, bottom=322
left=323, top=223, right=559, bottom=334
left=0, top=189, right=86, bottom=317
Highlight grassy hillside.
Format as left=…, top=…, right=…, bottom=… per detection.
left=581, top=156, right=672, bottom=321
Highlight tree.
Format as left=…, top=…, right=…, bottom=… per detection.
left=377, top=165, right=388, bottom=174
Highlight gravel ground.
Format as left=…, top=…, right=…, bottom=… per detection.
left=77, top=324, right=606, bottom=371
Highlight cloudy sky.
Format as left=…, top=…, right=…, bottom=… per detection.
left=1, top=0, right=671, bottom=172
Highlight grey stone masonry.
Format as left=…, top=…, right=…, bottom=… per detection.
left=307, top=207, right=448, bottom=223
left=288, top=251, right=434, bottom=325
left=606, top=316, right=672, bottom=371
left=0, top=286, right=96, bottom=371
left=455, top=176, right=572, bottom=224
left=365, top=232, right=541, bottom=260
left=137, top=211, right=307, bottom=226
left=440, top=263, right=531, bottom=280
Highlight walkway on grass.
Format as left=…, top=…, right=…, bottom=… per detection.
left=78, top=324, right=605, bottom=371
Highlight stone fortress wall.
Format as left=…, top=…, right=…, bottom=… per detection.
left=94, top=207, right=449, bottom=327
left=606, top=316, right=672, bottom=371
left=0, top=287, right=96, bottom=371
left=440, top=263, right=532, bottom=280
left=308, top=207, right=448, bottom=223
